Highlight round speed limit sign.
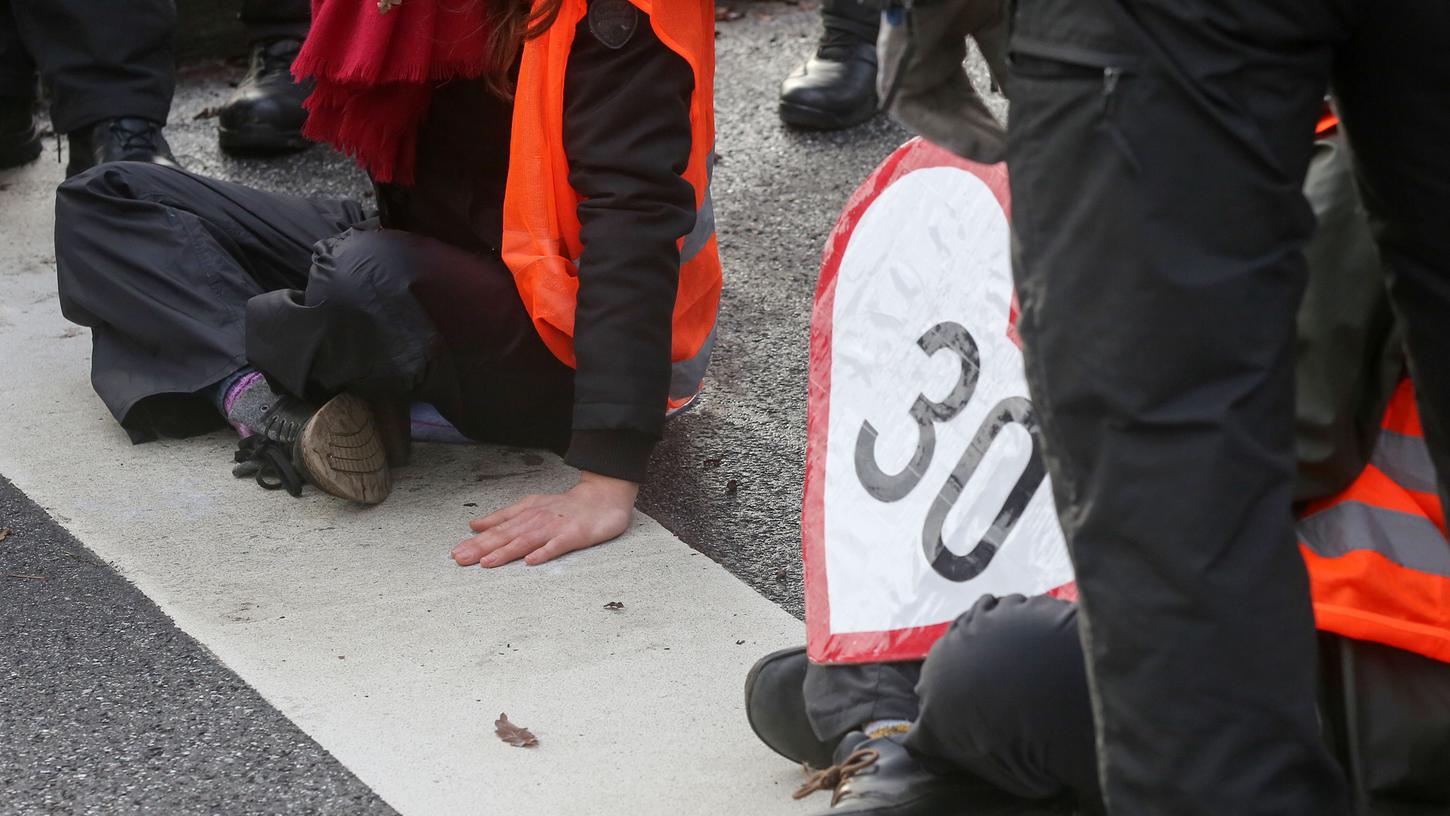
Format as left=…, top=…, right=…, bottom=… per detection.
left=804, top=139, right=1076, bottom=665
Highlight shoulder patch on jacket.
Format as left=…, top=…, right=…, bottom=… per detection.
left=588, top=0, right=639, bottom=50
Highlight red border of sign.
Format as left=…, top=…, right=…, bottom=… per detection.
left=803, top=139, right=1072, bottom=665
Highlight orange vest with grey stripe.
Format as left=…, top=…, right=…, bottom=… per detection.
left=1299, top=379, right=1450, bottom=663
left=502, top=0, right=721, bottom=412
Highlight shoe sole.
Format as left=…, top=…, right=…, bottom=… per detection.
left=744, top=645, right=838, bottom=770
left=218, top=123, right=312, bottom=155
left=778, top=100, right=878, bottom=131
left=298, top=394, right=392, bottom=505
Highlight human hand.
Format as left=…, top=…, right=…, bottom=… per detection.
left=451, top=471, right=639, bottom=568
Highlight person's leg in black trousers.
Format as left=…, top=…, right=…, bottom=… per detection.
left=999, top=0, right=1450, bottom=811
left=217, top=0, right=312, bottom=154
left=55, top=163, right=573, bottom=491
left=778, top=0, right=880, bottom=130
left=5, top=0, right=177, bottom=175
left=1331, top=0, right=1450, bottom=517
left=0, top=0, right=41, bottom=167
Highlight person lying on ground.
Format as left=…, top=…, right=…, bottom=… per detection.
left=743, top=125, right=1450, bottom=815
left=52, top=0, right=721, bottom=568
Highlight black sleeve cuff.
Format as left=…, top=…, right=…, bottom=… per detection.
left=563, top=429, right=657, bottom=483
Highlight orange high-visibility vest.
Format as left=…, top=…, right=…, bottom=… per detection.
left=502, top=0, right=721, bottom=410
left=1299, top=379, right=1450, bottom=663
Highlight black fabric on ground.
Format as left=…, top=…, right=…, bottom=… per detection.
left=54, top=162, right=574, bottom=453
left=0, top=0, right=175, bottom=132
left=1005, top=0, right=1450, bottom=813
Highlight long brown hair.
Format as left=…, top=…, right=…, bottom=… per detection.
left=481, top=0, right=565, bottom=97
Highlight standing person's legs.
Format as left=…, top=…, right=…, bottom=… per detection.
left=778, top=0, right=881, bottom=130
left=0, top=0, right=41, bottom=168
left=9, top=0, right=177, bottom=174
left=219, top=0, right=312, bottom=153
left=8, top=0, right=173, bottom=133
left=1005, top=0, right=1351, bottom=812
left=1331, top=0, right=1450, bottom=513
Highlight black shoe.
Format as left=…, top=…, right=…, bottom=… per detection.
left=746, top=646, right=839, bottom=770
left=0, top=94, right=42, bottom=169
left=231, top=393, right=394, bottom=504
left=796, top=732, right=998, bottom=815
left=218, top=38, right=313, bottom=154
left=779, top=28, right=879, bottom=130
left=65, top=117, right=178, bottom=178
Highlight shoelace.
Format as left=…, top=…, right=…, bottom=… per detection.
left=792, top=747, right=880, bottom=806
left=108, top=120, right=163, bottom=154
left=233, top=435, right=305, bottom=497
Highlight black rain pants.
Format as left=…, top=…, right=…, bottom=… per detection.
left=1005, top=0, right=1450, bottom=813
left=54, top=162, right=573, bottom=448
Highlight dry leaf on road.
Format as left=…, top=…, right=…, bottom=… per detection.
left=495, top=713, right=539, bottom=748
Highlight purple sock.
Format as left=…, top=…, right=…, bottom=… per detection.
left=219, top=370, right=269, bottom=438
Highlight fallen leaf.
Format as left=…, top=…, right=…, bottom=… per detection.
left=603, top=601, right=625, bottom=611
left=0, top=527, right=10, bottom=542
left=726, top=478, right=739, bottom=495
left=495, top=713, right=539, bottom=748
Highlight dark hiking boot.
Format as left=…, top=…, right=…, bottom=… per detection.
left=746, top=646, right=838, bottom=770
left=779, top=26, right=878, bottom=130
left=232, top=393, right=394, bottom=504
left=795, top=732, right=987, bottom=815
left=66, top=117, right=178, bottom=178
left=218, top=38, right=313, bottom=154
left=0, top=94, right=42, bottom=169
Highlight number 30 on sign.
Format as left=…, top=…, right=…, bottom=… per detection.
left=804, top=139, right=1076, bottom=665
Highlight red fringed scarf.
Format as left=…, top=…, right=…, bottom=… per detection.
left=292, top=0, right=494, bottom=184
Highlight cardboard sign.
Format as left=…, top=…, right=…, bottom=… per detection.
left=804, top=139, right=1076, bottom=665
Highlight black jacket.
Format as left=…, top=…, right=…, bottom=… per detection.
left=376, top=1, right=697, bottom=483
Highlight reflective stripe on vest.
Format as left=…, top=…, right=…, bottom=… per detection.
left=502, top=0, right=723, bottom=414
left=1297, top=379, right=1450, bottom=663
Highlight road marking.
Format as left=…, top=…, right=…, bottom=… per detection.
left=1, top=166, right=806, bottom=814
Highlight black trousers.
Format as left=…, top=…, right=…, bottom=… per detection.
left=822, top=0, right=880, bottom=42
left=808, top=595, right=1101, bottom=810
left=1005, top=0, right=1450, bottom=813
left=238, top=0, right=310, bottom=44
left=808, top=596, right=1450, bottom=815
left=55, top=162, right=573, bottom=449
left=0, top=0, right=176, bottom=131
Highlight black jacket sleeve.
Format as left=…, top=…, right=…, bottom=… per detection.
left=560, top=1, right=698, bottom=483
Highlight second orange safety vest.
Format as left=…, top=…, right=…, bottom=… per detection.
left=1299, top=379, right=1450, bottom=664
left=502, top=0, right=722, bottom=410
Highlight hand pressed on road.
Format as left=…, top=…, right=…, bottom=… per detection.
left=451, top=471, right=639, bottom=568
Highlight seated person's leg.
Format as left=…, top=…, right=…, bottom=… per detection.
left=55, top=162, right=364, bottom=443
left=905, top=594, right=1099, bottom=811
left=745, top=647, right=920, bottom=770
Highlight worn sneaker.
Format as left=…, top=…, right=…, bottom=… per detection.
left=233, top=393, right=392, bottom=504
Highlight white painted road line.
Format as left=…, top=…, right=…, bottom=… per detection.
left=1, top=165, right=807, bottom=813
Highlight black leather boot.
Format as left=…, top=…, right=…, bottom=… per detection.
left=798, top=732, right=1029, bottom=815
left=779, top=14, right=880, bottom=130
left=0, top=94, right=42, bottom=170
left=745, top=646, right=839, bottom=770
left=217, top=38, right=313, bottom=154
left=65, top=117, right=178, bottom=178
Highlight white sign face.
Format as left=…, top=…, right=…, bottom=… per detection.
left=809, top=160, right=1074, bottom=660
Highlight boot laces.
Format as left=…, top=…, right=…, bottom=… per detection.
left=792, top=747, right=880, bottom=806
left=108, top=119, right=162, bottom=153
